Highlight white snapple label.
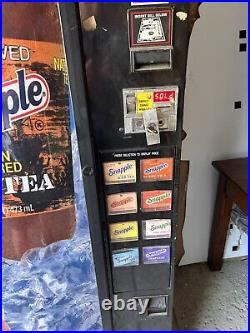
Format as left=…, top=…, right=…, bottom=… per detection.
left=143, top=219, right=171, bottom=239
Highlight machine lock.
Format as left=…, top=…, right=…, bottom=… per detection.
left=143, top=109, right=160, bottom=145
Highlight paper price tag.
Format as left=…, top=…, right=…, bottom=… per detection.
left=136, top=92, right=153, bottom=113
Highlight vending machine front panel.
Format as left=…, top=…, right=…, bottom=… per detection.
left=59, top=2, right=200, bottom=330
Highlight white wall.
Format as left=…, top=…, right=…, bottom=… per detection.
left=181, top=2, right=248, bottom=265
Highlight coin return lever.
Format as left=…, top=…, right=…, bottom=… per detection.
left=128, top=8, right=174, bottom=72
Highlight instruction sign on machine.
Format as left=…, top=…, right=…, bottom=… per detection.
left=128, top=7, right=173, bottom=72
left=129, top=9, right=172, bottom=48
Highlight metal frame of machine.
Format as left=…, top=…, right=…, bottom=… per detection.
left=59, top=2, right=195, bottom=330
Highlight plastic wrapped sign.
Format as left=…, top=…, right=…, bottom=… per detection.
left=2, top=2, right=75, bottom=260
left=2, top=3, right=102, bottom=331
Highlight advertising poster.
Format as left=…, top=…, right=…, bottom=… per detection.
left=2, top=3, right=102, bottom=331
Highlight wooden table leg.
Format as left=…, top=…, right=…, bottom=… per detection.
left=207, top=174, right=233, bottom=271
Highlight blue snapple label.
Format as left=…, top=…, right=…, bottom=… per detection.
left=112, top=248, right=139, bottom=267
left=143, top=246, right=170, bottom=264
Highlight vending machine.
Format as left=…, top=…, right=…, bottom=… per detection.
left=59, top=2, right=200, bottom=331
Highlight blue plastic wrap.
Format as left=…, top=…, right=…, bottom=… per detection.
left=2, top=128, right=103, bottom=331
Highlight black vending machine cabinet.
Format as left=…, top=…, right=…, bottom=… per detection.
left=59, top=2, right=200, bottom=330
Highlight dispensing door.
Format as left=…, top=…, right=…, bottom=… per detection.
left=60, top=2, right=196, bottom=331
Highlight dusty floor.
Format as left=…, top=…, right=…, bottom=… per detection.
left=173, top=259, right=248, bottom=331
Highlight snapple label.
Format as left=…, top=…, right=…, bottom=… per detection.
left=141, top=190, right=172, bottom=212
left=112, top=248, right=139, bottom=267
left=109, top=221, right=138, bottom=242
left=2, top=5, right=75, bottom=261
left=140, top=158, right=174, bottom=182
left=143, top=219, right=171, bottom=239
left=107, top=192, right=137, bottom=215
left=143, top=246, right=170, bottom=264
left=103, top=160, right=136, bottom=185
